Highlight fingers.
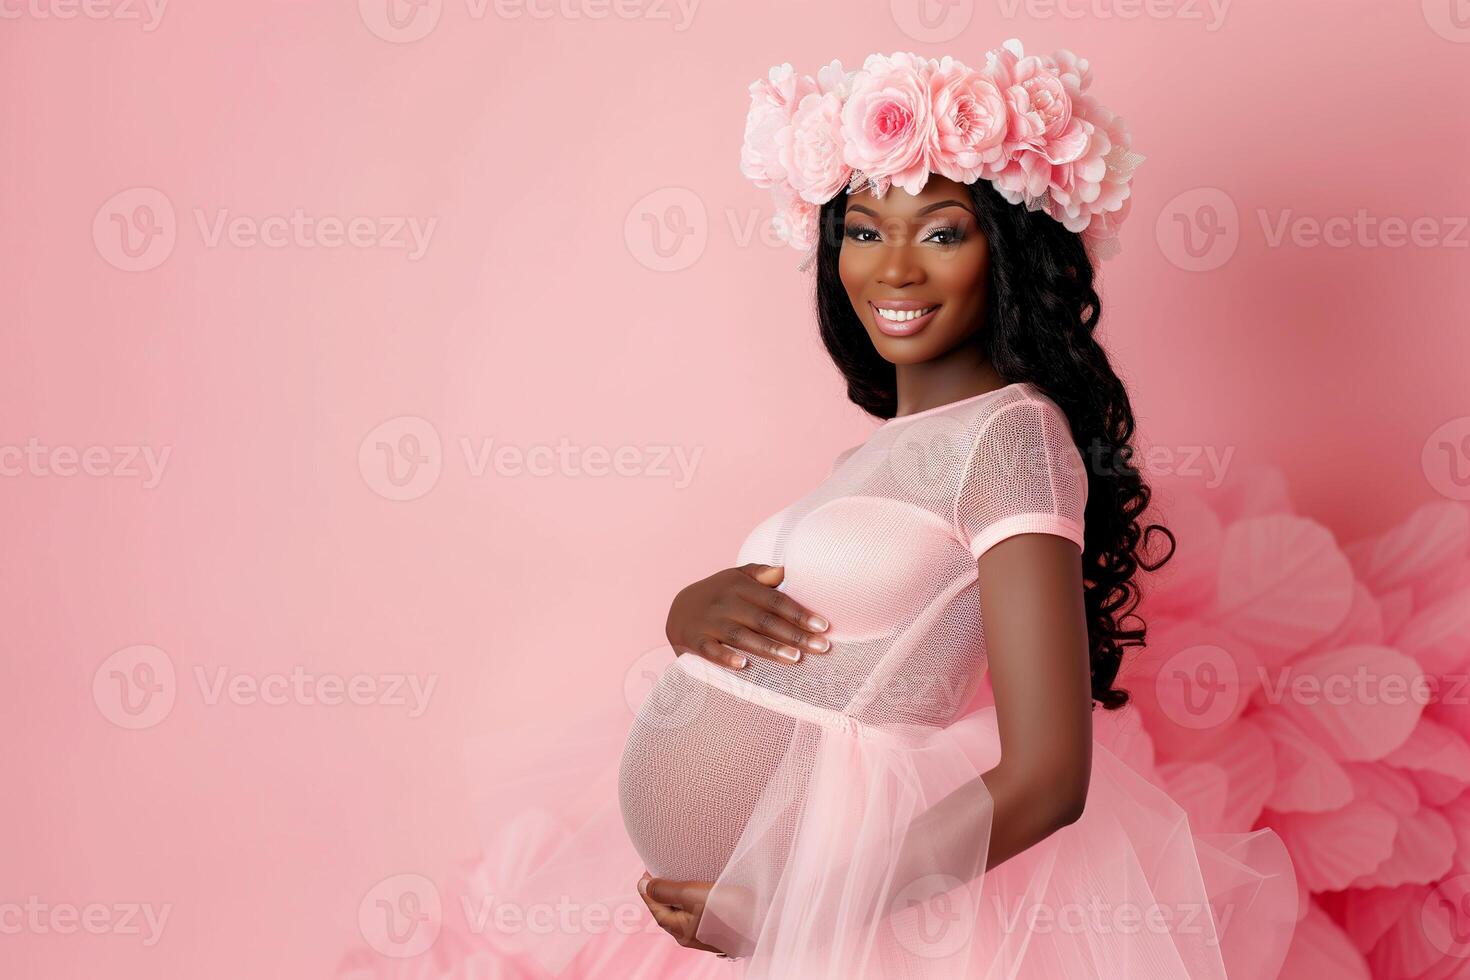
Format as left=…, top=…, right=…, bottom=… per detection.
left=684, top=565, right=833, bottom=671
left=739, top=562, right=785, bottom=587
left=638, top=875, right=723, bottom=952
left=738, top=570, right=830, bottom=634
left=731, top=588, right=832, bottom=653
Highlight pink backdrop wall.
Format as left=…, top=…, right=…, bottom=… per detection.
left=3, top=1, right=1466, bottom=976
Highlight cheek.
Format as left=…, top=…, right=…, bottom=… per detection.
left=838, top=250, right=871, bottom=306
left=932, top=247, right=989, bottom=310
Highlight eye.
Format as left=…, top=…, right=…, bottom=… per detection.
left=924, top=224, right=964, bottom=245
left=844, top=224, right=879, bottom=243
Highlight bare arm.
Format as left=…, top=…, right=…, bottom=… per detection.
left=890, top=530, right=1092, bottom=882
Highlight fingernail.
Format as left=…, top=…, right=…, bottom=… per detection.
left=806, top=635, right=830, bottom=652
left=808, top=616, right=828, bottom=631
left=639, top=878, right=649, bottom=897
left=779, top=647, right=801, bottom=663
left=730, top=654, right=748, bottom=669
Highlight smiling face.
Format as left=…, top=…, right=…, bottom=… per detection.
left=837, top=175, right=991, bottom=365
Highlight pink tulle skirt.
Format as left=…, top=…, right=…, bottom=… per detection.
left=344, top=657, right=1300, bottom=980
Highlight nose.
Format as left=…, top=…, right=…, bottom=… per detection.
left=876, top=234, right=926, bottom=290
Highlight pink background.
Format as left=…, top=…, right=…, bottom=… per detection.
left=3, top=1, right=1467, bottom=977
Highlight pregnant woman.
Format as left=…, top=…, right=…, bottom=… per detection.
left=616, top=44, right=1301, bottom=977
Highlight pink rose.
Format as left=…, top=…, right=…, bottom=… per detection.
left=987, top=38, right=1088, bottom=167
left=840, top=52, right=935, bottom=197
left=927, top=56, right=1008, bottom=186
left=779, top=90, right=851, bottom=204
left=740, top=64, right=818, bottom=188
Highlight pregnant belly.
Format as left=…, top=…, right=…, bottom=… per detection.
left=617, top=655, right=809, bottom=883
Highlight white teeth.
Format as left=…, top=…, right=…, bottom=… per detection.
left=875, top=306, right=937, bottom=322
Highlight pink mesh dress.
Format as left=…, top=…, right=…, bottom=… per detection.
left=435, top=381, right=1300, bottom=980
left=613, top=381, right=1300, bottom=977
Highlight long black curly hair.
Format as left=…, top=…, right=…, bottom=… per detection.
left=812, top=180, right=1175, bottom=710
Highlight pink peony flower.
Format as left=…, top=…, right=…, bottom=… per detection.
left=839, top=51, right=935, bottom=197
left=986, top=38, right=1088, bottom=167
left=740, top=63, right=818, bottom=188
left=779, top=90, right=851, bottom=205
left=926, top=55, right=1009, bottom=186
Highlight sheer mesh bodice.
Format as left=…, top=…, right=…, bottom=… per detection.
left=618, top=381, right=1088, bottom=882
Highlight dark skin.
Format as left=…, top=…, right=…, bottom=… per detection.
left=644, top=175, right=1094, bottom=957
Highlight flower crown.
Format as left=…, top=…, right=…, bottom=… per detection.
left=740, top=40, right=1144, bottom=269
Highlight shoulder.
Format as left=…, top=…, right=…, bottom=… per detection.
left=964, top=383, right=1077, bottom=454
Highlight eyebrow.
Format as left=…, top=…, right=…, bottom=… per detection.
left=845, top=199, right=976, bottom=218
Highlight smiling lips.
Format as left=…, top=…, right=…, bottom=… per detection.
left=869, top=300, right=941, bottom=337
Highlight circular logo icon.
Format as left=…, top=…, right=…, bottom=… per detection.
left=359, top=416, right=443, bottom=501
left=888, top=873, right=974, bottom=960
left=624, top=187, right=708, bottom=272
left=93, top=187, right=177, bottom=272
left=93, top=644, right=177, bottom=730
left=1154, top=643, right=1241, bottom=731
left=1422, top=416, right=1470, bottom=501
left=1421, top=875, right=1470, bottom=958
left=1155, top=187, right=1239, bottom=272
left=623, top=643, right=707, bottom=731
left=358, top=873, right=442, bottom=958
left=358, top=0, right=442, bottom=43
left=1423, top=0, right=1470, bottom=42
left=888, top=0, right=974, bottom=44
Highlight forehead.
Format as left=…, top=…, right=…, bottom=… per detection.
left=845, top=178, right=973, bottom=217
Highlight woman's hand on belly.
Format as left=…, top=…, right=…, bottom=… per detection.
left=638, top=873, right=731, bottom=956
left=666, top=563, right=832, bottom=670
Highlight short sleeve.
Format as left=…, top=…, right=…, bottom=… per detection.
left=953, top=396, right=1088, bottom=560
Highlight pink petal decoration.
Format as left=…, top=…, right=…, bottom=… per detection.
left=1394, top=585, right=1470, bottom=677
left=1265, top=644, right=1425, bottom=763
left=1268, top=801, right=1399, bottom=891
left=1211, top=516, right=1358, bottom=667
left=1343, top=502, right=1470, bottom=598
left=1144, top=483, right=1225, bottom=615
left=1277, top=900, right=1372, bottom=979
left=1259, top=711, right=1355, bottom=813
